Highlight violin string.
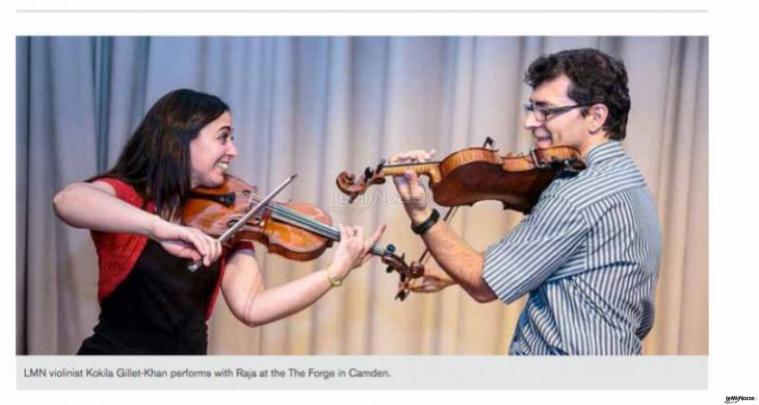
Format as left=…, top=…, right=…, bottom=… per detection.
left=267, top=204, right=387, bottom=256
left=237, top=193, right=387, bottom=256
left=270, top=205, right=339, bottom=239
left=237, top=191, right=338, bottom=237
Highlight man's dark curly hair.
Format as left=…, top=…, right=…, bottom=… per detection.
left=524, top=48, right=631, bottom=140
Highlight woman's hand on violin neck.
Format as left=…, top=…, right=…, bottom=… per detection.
left=330, top=224, right=387, bottom=279
left=149, top=217, right=223, bottom=266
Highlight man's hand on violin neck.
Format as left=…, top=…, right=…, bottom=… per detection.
left=395, top=171, right=430, bottom=223
left=389, top=149, right=435, bottom=221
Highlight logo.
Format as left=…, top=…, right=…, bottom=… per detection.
left=725, top=396, right=756, bottom=404
left=330, top=188, right=410, bottom=214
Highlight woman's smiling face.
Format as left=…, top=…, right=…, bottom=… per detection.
left=189, top=111, right=237, bottom=188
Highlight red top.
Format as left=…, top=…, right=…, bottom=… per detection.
left=89, top=177, right=253, bottom=320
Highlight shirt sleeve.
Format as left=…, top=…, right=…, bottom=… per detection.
left=481, top=194, right=589, bottom=304
left=86, top=177, right=152, bottom=302
left=89, top=176, right=144, bottom=207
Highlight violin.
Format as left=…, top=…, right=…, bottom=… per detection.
left=336, top=138, right=587, bottom=299
left=181, top=174, right=413, bottom=291
left=336, top=142, right=586, bottom=214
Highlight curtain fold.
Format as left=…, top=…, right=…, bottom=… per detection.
left=17, top=36, right=708, bottom=355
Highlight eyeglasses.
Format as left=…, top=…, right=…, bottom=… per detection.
left=523, top=103, right=591, bottom=122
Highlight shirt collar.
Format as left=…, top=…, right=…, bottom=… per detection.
left=584, top=140, right=625, bottom=167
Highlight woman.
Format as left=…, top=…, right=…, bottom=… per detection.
left=53, top=88, right=384, bottom=354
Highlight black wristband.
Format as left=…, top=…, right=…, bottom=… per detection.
left=411, top=208, right=440, bottom=235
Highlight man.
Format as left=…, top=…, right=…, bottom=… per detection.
left=390, top=48, right=661, bottom=355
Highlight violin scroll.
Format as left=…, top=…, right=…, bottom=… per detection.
left=336, top=160, right=387, bottom=203
left=393, top=260, right=426, bottom=300
left=393, top=260, right=456, bottom=300
left=372, top=243, right=427, bottom=301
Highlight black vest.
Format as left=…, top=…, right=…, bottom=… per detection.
left=78, top=240, right=222, bottom=355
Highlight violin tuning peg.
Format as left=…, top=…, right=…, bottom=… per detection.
left=376, top=159, right=386, bottom=172
left=386, top=265, right=393, bottom=273
left=363, top=167, right=374, bottom=180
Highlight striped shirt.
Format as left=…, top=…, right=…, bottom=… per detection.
left=482, top=141, right=661, bottom=355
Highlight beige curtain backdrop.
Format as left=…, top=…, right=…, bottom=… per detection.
left=16, top=36, right=707, bottom=355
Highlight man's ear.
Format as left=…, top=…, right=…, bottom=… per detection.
left=588, top=104, right=609, bottom=134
